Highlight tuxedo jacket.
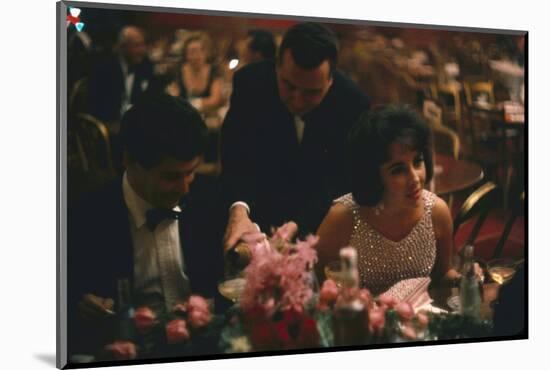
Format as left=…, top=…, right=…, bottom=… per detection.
left=67, top=174, right=225, bottom=313
left=220, top=61, right=370, bottom=235
left=87, top=55, right=155, bottom=122
left=67, top=175, right=226, bottom=355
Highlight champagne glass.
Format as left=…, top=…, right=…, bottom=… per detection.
left=487, top=258, right=518, bottom=285
left=218, top=274, right=246, bottom=304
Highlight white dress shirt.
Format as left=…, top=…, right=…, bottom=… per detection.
left=294, top=115, right=305, bottom=144
left=119, top=58, right=136, bottom=117
left=122, top=172, right=190, bottom=310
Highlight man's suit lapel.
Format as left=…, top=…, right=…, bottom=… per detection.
left=102, top=178, right=134, bottom=296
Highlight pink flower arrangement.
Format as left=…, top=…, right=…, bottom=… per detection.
left=239, top=224, right=318, bottom=317
left=236, top=223, right=321, bottom=350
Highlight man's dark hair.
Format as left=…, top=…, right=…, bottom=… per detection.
left=247, top=29, right=276, bottom=61
left=348, top=105, right=434, bottom=206
left=277, top=22, right=339, bottom=75
left=120, top=93, right=208, bottom=168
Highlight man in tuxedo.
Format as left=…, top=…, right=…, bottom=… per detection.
left=221, top=22, right=370, bottom=249
left=68, top=94, right=224, bottom=354
left=88, top=25, right=154, bottom=125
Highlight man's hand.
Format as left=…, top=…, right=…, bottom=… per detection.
left=223, top=204, right=259, bottom=252
left=78, top=293, right=115, bottom=321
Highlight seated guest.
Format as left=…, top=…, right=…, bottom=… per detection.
left=88, top=26, right=155, bottom=124
left=238, top=28, right=277, bottom=67
left=315, top=105, right=459, bottom=294
left=68, top=93, right=225, bottom=355
left=169, top=31, right=225, bottom=116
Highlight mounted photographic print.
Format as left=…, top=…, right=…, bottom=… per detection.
left=57, top=0, right=527, bottom=368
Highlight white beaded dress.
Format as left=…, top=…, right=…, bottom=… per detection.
left=334, top=190, right=437, bottom=295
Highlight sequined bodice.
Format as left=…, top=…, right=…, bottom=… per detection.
left=334, top=190, right=437, bottom=295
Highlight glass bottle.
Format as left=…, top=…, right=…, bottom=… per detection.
left=459, top=245, right=481, bottom=319
left=225, top=242, right=253, bottom=273
left=332, top=247, right=369, bottom=346
left=116, top=278, right=136, bottom=341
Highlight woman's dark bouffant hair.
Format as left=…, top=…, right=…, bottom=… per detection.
left=348, top=104, right=434, bottom=207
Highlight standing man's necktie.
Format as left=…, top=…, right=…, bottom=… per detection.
left=294, top=115, right=305, bottom=144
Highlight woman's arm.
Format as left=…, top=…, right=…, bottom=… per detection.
left=198, top=77, right=225, bottom=114
left=315, top=203, right=354, bottom=283
left=431, top=196, right=460, bottom=286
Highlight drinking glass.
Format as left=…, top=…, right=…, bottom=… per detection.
left=218, top=274, right=246, bottom=304
left=487, top=258, right=518, bottom=285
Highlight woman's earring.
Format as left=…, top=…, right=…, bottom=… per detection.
left=374, top=202, right=384, bottom=216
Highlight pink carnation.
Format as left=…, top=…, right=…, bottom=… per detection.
left=104, top=341, right=137, bottom=360
left=358, top=289, right=373, bottom=307
left=187, top=295, right=210, bottom=313
left=166, top=319, right=190, bottom=344
left=416, top=312, right=429, bottom=328
left=378, top=293, right=398, bottom=309
left=133, top=307, right=156, bottom=332
left=395, top=302, right=415, bottom=321
left=319, top=279, right=339, bottom=304
left=188, top=308, right=211, bottom=329
left=368, top=307, right=386, bottom=334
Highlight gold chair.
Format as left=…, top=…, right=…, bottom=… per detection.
left=68, top=77, right=89, bottom=117
left=423, top=99, right=461, bottom=209
left=75, top=113, right=115, bottom=175
left=422, top=99, right=443, bottom=127
left=423, top=99, right=460, bottom=159
left=453, top=181, right=499, bottom=249
left=463, top=80, right=496, bottom=158
left=463, top=80, right=495, bottom=107
left=432, top=123, right=460, bottom=160
left=430, top=82, right=463, bottom=132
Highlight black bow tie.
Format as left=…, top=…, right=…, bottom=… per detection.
left=145, top=208, right=182, bottom=232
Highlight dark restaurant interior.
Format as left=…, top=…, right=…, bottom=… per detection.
left=63, top=3, right=526, bottom=365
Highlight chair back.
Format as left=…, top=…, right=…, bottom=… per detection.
left=422, top=99, right=443, bottom=126
left=75, top=113, right=114, bottom=174
left=492, top=191, right=525, bottom=259
left=432, top=123, right=460, bottom=160
left=463, top=80, right=495, bottom=107
left=430, top=82, right=462, bottom=125
left=68, top=77, right=89, bottom=117
left=453, top=181, right=499, bottom=247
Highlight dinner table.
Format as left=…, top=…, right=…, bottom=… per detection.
left=433, top=154, right=485, bottom=196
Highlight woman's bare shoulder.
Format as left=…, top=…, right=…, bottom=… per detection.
left=431, top=195, right=453, bottom=236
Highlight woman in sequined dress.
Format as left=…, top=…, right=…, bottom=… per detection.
left=316, top=105, right=460, bottom=294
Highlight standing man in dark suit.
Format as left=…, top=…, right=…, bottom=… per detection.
left=88, top=26, right=154, bottom=125
left=221, top=22, right=370, bottom=249
left=68, top=94, right=224, bottom=355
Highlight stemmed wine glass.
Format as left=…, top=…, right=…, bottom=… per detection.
left=217, top=273, right=246, bottom=304
left=487, top=258, right=520, bottom=285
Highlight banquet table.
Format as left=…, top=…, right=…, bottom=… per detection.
left=433, top=154, right=484, bottom=196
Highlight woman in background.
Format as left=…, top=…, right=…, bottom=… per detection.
left=170, top=31, right=225, bottom=116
